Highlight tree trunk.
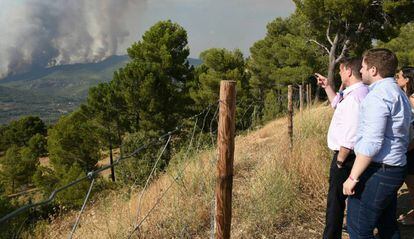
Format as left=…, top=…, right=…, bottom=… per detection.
left=314, top=85, right=320, bottom=104
left=327, top=34, right=339, bottom=87
left=107, top=126, right=116, bottom=182
left=109, top=142, right=115, bottom=182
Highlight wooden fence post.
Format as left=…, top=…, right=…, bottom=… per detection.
left=288, top=85, right=293, bottom=149
left=299, top=84, right=304, bottom=113
left=215, top=80, right=236, bottom=239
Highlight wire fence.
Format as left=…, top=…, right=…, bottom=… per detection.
left=0, top=85, right=314, bottom=238
left=0, top=103, right=215, bottom=236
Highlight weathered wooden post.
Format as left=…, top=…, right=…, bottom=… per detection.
left=215, top=80, right=236, bottom=239
left=299, top=84, right=304, bottom=113
left=288, top=85, right=293, bottom=149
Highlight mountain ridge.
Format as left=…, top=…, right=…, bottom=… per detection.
left=0, top=56, right=202, bottom=125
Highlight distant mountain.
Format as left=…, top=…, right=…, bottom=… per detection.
left=0, top=56, right=202, bottom=125
left=188, top=58, right=203, bottom=67
left=1, top=55, right=130, bottom=99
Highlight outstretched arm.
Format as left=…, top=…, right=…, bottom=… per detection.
left=315, top=73, right=337, bottom=103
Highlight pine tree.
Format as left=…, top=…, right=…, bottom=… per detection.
left=0, top=145, right=37, bottom=193
left=47, top=110, right=100, bottom=172
left=117, top=20, right=193, bottom=133
left=378, top=23, right=414, bottom=67
left=1, top=116, right=47, bottom=148
left=27, top=133, right=48, bottom=158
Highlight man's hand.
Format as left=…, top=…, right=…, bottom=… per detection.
left=343, top=178, right=357, bottom=195
left=315, top=73, right=329, bottom=89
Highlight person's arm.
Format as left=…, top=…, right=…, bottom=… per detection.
left=336, top=146, right=351, bottom=168
left=409, top=96, right=414, bottom=151
left=343, top=94, right=389, bottom=195
left=343, top=154, right=372, bottom=195
left=315, top=73, right=337, bottom=103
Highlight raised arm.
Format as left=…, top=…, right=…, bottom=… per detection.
left=315, top=73, right=337, bottom=103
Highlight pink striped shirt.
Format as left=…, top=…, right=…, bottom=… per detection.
left=327, top=82, right=369, bottom=151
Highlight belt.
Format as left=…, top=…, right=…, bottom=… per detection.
left=370, top=162, right=404, bottom=169
left=333, top=150, right=355, bottom=157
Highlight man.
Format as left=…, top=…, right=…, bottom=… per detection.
left=316, top=57, right=369, bottom=239
left=343, top=48, right=411, bottom=239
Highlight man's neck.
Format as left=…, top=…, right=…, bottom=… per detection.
left=369, top=76, right=385, bottom=85
left=347, top=78, right=362, bottom=87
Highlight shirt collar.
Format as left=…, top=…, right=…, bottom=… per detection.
left=343, top=82, right=364, bottom=95
left=368, top=77, right=395, bottom=91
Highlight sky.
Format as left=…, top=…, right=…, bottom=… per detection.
left=129, top=0, right=296, bottom=57
left=0, top=0, right=295, bottom=76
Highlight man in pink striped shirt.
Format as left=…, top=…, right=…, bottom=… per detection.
left=316, top=57, right=369, bottom=239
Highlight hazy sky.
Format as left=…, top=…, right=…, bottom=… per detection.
left=129, top=0, right=296, bottom=57
left=0, top=0, right=295, bottom=76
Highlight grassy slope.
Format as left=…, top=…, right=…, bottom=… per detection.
left=32, top=105, right=334, bottom=238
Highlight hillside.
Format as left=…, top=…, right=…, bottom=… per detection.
left=0, top=57, right=202, bottom=125
left=32, top=105, right=334, bottom=238
left=0, top=55, right=130, bottom=99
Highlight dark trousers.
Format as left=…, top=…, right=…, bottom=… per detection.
left=347, top=164, right=406, bottom=239
left=323, top=151, right=355, bottom=239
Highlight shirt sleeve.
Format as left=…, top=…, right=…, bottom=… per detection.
left=338, top=96, right=360, bottom=149
left=354, top=94, right=389, bottom=157
left=331, top=93, right=341, bottom=109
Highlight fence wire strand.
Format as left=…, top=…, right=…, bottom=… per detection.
left=135, top=135, right=172, bottom=221
left=68, top=177, right=96, bottom=239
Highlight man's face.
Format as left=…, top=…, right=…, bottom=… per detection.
left=360, top=58, right=372, bottom=85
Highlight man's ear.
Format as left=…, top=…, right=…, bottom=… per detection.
left=370, top=66, right=379, bottom=77
left=347, top=67, right=353, bottom=78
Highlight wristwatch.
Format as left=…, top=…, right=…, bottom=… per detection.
left=336, top=160, right=344, bottom=168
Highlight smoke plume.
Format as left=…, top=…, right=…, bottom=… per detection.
left=0, top=0, right=145, bottom=78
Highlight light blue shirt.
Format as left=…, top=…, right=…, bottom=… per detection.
left=354, top=77, right=412, bottom=166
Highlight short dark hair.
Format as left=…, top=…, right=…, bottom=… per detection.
left=338, top=57, right=362, bottom=80
left=401, top=67, right=414, bottom=97
left=363, top=48, right=398, bottom=78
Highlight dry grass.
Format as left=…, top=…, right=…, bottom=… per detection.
left=32, top=105, right=334, bottom=239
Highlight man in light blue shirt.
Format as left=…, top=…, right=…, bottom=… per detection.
left=343, top=48, right=411, bottom=239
